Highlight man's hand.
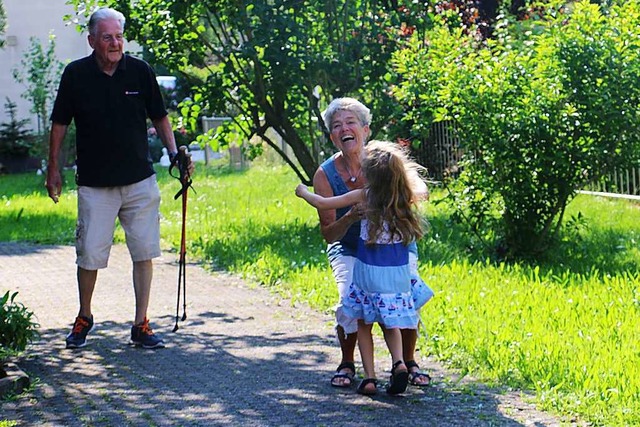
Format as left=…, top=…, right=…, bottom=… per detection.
left=45, top=168, right=62, bottom=203
left=171, top=146, right=194, bottom=181
left=179, top=145, right=195, bottom=177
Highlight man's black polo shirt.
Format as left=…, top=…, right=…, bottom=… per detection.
left=51, top=53, right=168, bottom=187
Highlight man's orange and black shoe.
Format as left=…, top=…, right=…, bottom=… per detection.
left=65, top=315, right=94, bottom=348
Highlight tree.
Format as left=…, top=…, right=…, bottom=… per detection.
left=393, top=0, right=640, bottom=258
left=66, top=0, right=432, bottom=184
left=0, top=98, right=33, bottom=157
left=12, top=33, right=64, bottom=139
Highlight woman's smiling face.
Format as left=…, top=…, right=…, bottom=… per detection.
left=329, top=110, right=370, bottom=154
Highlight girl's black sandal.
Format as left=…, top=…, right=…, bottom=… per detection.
left=357, top=378, right=378, bottom=395
left=386, top=360, right=409, bottom=395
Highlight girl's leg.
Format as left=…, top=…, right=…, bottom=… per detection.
left=381, top=325, right=409, bottom=394
left=357, top=320, right=375, bottom=379
left=357, top=320, right=377, bottom=394
left=381, top=324, right=404, bottom=365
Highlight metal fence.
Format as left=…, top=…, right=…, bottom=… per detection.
left=585, top=167, right=640, bottom=196
left=411, top=121, right=640, bottom=198
left=410, top=121, right=462, bottom=182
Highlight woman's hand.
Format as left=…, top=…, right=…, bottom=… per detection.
left=347, top=203, right=365, bottom=221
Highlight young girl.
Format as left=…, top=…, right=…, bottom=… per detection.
left=295, top=140, right=431, bottom=396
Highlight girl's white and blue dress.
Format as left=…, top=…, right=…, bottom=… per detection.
left=342, top=220, right=433, bottom=329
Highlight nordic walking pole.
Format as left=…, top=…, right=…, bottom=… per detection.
left=176, top=174, right=188, bottom=331
left=169, top=146, right=194, bottom=332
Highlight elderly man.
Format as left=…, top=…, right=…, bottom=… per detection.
left=46, top=7, right=192, bottom=350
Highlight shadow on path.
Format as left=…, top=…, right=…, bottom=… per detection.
left=0, top=242, right=565, bottom=426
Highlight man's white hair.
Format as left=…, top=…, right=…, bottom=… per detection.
left=88, top=7, right=126, bottom=36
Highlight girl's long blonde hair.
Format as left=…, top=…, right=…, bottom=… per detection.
left=362, top=140, right=426, bottom=246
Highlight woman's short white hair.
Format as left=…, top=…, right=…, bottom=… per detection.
left=322, top=97, right=372, bottom=130
left=88, top=8, right=126, bottom=36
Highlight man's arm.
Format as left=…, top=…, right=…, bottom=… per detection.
left=45, top=122, right=68, bottom=203
left=152, top=115, right=178, bottom=154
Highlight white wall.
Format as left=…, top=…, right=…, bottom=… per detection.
left=0, top=0, right=89, bottom=131
left=0, top=0, right=141, bottom=132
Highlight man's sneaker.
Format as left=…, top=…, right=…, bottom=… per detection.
left=130, top=318, right=165, bottom=349
left=65, top=315, right=94, bottom=348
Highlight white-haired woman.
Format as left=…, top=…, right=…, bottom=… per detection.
left=313, top=98, right=433, bottom=388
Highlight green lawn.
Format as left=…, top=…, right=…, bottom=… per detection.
left=1, top=162, right=639, bottom=425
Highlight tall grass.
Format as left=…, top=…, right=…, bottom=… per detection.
left=1, top=163, right=639, bottom=425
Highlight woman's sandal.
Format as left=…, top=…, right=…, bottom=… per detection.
left=386, top=360, right=409, bottom=395
left=331, top=361, right=356, bottom=388
left=406, top=360, right=432, bottom=387
left=357, top=378, right=378, bottom=395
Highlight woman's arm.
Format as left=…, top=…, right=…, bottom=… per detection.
left=408, top=168, right=429, bottom=202
left=412, top=178, right=429, bottom=202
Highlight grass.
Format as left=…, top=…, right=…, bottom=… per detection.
left=1, top=162, right=639, bottom=425
left=0, top=173, right=77, bottom=244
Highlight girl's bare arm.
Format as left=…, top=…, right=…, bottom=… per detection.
left=296, top=184, right=364, bottom=210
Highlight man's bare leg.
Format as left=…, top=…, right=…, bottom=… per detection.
left=132, top=260, right=152, bottom=325
left=77, top=267, right=97, bottom=318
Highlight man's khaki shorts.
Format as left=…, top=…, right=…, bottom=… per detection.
left=76, top=175, right=161, bottom=270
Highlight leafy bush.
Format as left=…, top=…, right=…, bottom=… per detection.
left=0, top=291, right=39, bottom=361
left=392, top=1, right=640, bottom=258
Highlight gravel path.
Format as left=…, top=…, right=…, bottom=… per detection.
left=0, top=242, right=576, bottom=426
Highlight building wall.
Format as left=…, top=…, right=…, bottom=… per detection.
left=0, top=0, right=89, bottom=131
left=0, top=1, right=140, bottom=132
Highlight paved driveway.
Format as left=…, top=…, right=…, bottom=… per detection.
left=0, top=242, right=567, bottom=426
